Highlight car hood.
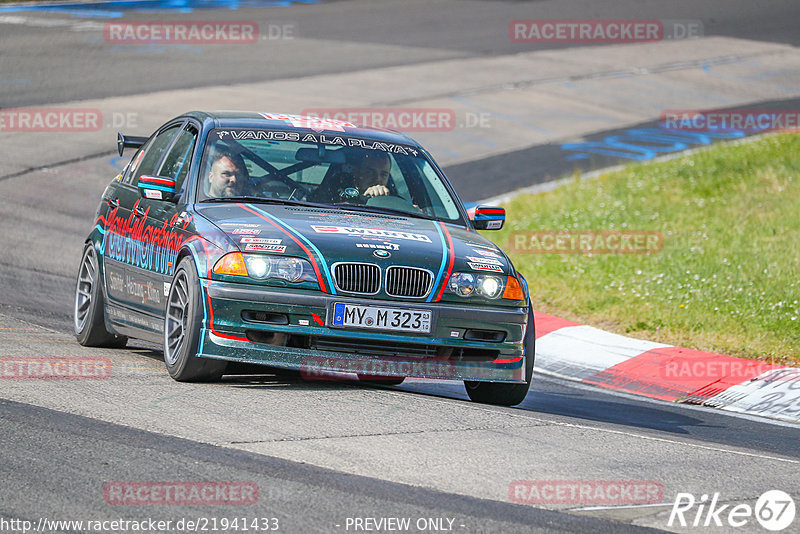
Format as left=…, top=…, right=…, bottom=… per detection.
left=194, top=202, right=513, bottom=282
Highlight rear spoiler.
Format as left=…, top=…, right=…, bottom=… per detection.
left=117, top=132, right=148, bottom=156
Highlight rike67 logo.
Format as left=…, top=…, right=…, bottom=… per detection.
left=668, top=490, right=795, bottom=531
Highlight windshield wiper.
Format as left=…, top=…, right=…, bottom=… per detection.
left=332, top=203, right=437, bottom=221
left=198, top=196, right=320, bottom=208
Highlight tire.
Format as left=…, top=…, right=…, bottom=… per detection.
left=164, top=257, right=227, bottom=381
left=464, top=305, right=535, bottom=406
left=74, top=244, right=128, bottom=348
left=358, top=374, right=405, bottom=386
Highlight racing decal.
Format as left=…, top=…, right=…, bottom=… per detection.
left=97, top=207, right=186, bottom=275
left=306, top=212, right=415, bottom=227
left=138, top=175, right=176, bottom=193
left=467, top=261, right=504, bottom=273
left=217, top=130, right=300, bottom=141
left=107, top=306, right=162, bottom=332
left=429, top=222, right=455, bottom=303
left=163, top=282, right=170, bottom=297
left=244, top=243, right=286, bottom=253
left=105, top=265, right=162, bottom=305
left=144, top=189, right=163, bottom=200
left=259, top=113, right=355, bottom=132
left=310, top=226, right=431, bottom=243
left=467, top=241, right=501, bottom=253
left=471, top=248, right=503, bottom=259
left=484, top=220, right=503, bottom=230
left=220, top=222, right=262, bottom=228
left=173, top=211, right=193, bottom=227
left=355, top=242, right=400, bottom=251
left=213, top=128, right=418, bottom=156
left=232, top=228, right=261, bottom=235
left=466, top=255, right=503, bottom=265
left=105, top=265, right=126, bottom=300
left=240, top=237, right=281, bottom=244
left=237, top=203, right=335, bottom=294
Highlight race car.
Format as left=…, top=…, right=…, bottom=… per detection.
left=74, top=111, right=534, bottom=406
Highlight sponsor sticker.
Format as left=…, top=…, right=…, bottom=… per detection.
left=220, top=223, right=261, bottom=227
left=466, top=255, right=503, bottom=265
left=355, top=242, right=400, bottom=251
left=240, top=237, right=281, bottom=244
left=144, top=189, right=163, bottom=200
left=471, top=248, right=503, bottom=259
left=244, top=243, right=286, bottom=253
left=467, top=261, right=504, bottom=273
left=232, top=228, right=261, bottom=235
left=163, top=282, right=170, bottom=297
left=311, top=225, right=431, bottom=243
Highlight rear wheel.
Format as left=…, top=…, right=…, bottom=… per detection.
left=464, top=305, right=535, bottom=406
left=74, top=244, right=127, bottom=348
left=164, top=258, right=227, bottom=381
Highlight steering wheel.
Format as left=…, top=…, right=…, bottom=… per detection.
left=365, top=193, right=424, bottom=213
left=255, top=175, right=310, bottom=200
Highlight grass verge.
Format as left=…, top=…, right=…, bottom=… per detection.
left=487, top=133, right=799, bottom=366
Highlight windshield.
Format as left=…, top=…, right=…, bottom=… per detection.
left=196, top=129, right=463, bottom=222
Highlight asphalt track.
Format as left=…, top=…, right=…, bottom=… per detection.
left=1, top=1, right=800, bottom=533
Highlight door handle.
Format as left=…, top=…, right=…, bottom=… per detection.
left=107, top=198, right=119, bottom=208
left=134, top=206, right=146, bottom=217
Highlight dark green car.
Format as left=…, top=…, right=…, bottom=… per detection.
left=74, top=111, right=534, bottom=406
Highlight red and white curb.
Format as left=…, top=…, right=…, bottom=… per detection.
left=533, top=312, right=800, bottom=424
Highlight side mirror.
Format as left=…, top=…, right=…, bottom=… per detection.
left=138, top=175, right=177, bottom=202
left=469, top=205, right=505, bottom=230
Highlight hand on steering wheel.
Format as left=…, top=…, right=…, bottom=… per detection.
left=363, top=184, right=391, bottom=198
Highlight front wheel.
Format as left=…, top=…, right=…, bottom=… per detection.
left=74, top=244, right=127, bottom=348
left=464, top=305, right=535, bottom=406
left=164, top=258, right=227, bottom=381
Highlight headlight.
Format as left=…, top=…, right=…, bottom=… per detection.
left=447, top=272, right=523, bottom=300
left=215, top=253, right=318, bottom=284
left=448, top=272, right=504, bottom=299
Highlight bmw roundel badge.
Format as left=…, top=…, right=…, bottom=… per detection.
left=373, top=249, right=391, bottom=259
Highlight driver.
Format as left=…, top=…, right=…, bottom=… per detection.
left=206, top=149, right=248, bottom=198
left=352, top=151, right=392, bottom=198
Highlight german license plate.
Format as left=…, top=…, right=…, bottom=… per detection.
left=332, top=303, right=432, bottom=333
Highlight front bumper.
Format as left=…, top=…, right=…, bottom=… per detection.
left=198, top=280, right=529, bottom=383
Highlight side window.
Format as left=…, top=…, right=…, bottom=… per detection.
left=122, top=142, right=150, bottom=184
left=157, top=125, right=198, bottom=191
left=132, top=124, right=182, bottom=184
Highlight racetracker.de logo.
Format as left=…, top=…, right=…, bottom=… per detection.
left=301, top=108, right=457, bottom=132
left=0, top=357, right=111, bottom=380
left=104, top=482, right=259, bottom=505
left=660, top=109, right=800, bottom=133
left=509, top=19, right=702, bottom=43
left=104, top=21, right=259, bottom=44
left=300, top=356, right=465, bottom=381
left=0, top=108, right=102, bottom=132
left=509, top=231, right=664, bottom=254
left=510, top=480, right=664, bottom=505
